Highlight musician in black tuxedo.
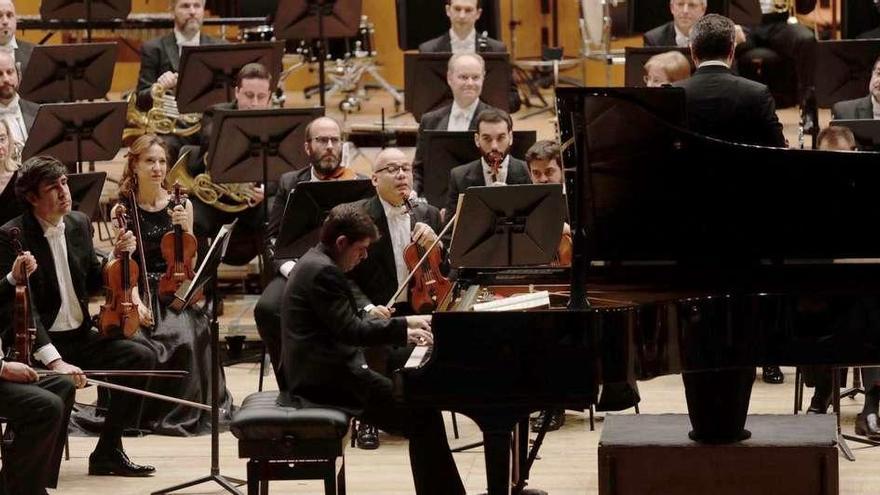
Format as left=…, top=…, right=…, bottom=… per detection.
left=418, top=0, right=506, bottom=53
left=644, top=0, right=707, bottom=47
left=0, top=156, right=157, bottom=477
left=831, top=55, right=880, bottom=121
left=0, top=1, right=34, bottom=78
left=0, top=50, right=36, bottom=155
left=445, top=108, right=531, bottom=226
left=675, top=14, right=786, bottom=148
left=281, top=203, right=465, bottom=495
left=254, top=116, right=366, bottom=390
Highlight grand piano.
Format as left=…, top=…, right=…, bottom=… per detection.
left=394, top=87, right=880, bottom=495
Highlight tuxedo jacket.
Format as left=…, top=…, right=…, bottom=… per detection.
left=674, top=65, right=786, bottom=147
left=14, top=39, right=34, bottom=79
left=412, top=99, right=496, bottom=193
left=832, top=95, right=873, bottom=121
left=136, top=33, right=223, bottom=109
left=346, top=195, right=443, bottom=309
left=643, top=22, right=677, bottom=47
left=0, top=210, right=103, bottom=351
left=445, top=157, right=532, bottom=219
left=418, top=32, right=506, bottom=53
left=20, top=98, right=38, bottom=133
left=280, top=243, right=407, bottom=411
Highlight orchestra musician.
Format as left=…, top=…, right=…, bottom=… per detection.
left=412, top=53, right=501, bottom=194
left=0, top=49, right=36, bottom=157
left=831, top=55, right=880, bottom=121
left=280, top=203, right=465, bottom=495
left=0, top=119, right=23, bottom=226
left=643, top=0, right=746, bottom=49
left=0, top=1, right=33, bottom=77
left=0, top=156, right=158, bottom=477
left=676, top=13, right=785, bottom=385
left=0, top=252, right=74, bottom=495
left=106, top=134, right=233, bottom=435
left=254, top=116, right=366, bottom=391
left=644, top=51, right=692, bottom=87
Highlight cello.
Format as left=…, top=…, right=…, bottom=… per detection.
left=157, top=183, right=199, bottom=303
left=97, top=205, right=141, bottom=339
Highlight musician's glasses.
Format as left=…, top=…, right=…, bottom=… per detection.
left=375, top=163, right=412, bottom=175
left=311, top=136, right=342, bottom=146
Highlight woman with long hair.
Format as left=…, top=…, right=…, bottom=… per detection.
left=0, top=118, right=24, bottom=226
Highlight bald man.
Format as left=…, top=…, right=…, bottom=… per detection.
left=0, top=1, right=34, bottom=78
left=254, top=116, right=367, bottom=391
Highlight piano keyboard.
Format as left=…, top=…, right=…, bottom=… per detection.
left=404, top=345, right=431, bottom=369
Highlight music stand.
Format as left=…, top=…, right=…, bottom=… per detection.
left=206, top=107, right=324, bottom=229
left=273, top=179, right=374, bottom=260
left=176, top=41, right=285, bottom=114
left=420, top=130, right=537, bottom=208
left=155, top=221, right=243, bottom=495
left=273, top=0, right=362, bottom=108
left=67, top=172, right=106, bottom=220
left=830, top=119, right=880, bottom=150
left=19, top=43, right=117, bottom=103
left=39, top=0, right=131, bottom=42
left=624, top=47, right=693, bottom=87
left=449, top=184, right=563, bottom=268
left=404, top=53, right=511, bottom=121
left=814, top=40, right=880, bottom=108
left=21, top=101, right=126, bottom=174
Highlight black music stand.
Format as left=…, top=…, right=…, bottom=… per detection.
left=68, top=172, right=106, bottom=220
left=154, top=221, right=243, bottom=495
left=623, top=47, right=693, bottom=87
left=175, top=41, right=285, bottom=114
left=420, top=130, right=537, bottom=208
left=206, top=107, right=324, bottom=229
left=404, top=52, right=511, bottom=121
left=40, top=0, right=131, bottom=42
left=21, top=101, right=126, bottom=174
left=814, top=40, right=880, bottom=108
left=830, top=119, right=880, bottom=150
left=449, top=184, right=563, bottom=268
left=274, top=179, right=374, bottom=260
left=19, top=43, right=117, bottom=103
left=273, top=0, right=362, bottom=108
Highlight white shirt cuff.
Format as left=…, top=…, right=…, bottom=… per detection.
left=34, top=344, right=62, bottom=367
left=280, top=260, right=296, bottom=278
left=5, top=272, right=14, bottom=285
left=363, top=304, right=376, bottom=313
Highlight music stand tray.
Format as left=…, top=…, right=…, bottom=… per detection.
left=274, top=179, right=374, bottom=260
left=68, top=171, right=107, bottom=220
left=176, top=41, right=285, bottom=114
left=19, top=43, right=118, bottom=103
left=449, top=184, right=564, bottom=268
left=40, top=0, right=131, bottom=20
left=404, top=52, right=511, bottom=121
left=273, top=0, right=362, bottom=40
left=814, top=40, right=880, bottom=108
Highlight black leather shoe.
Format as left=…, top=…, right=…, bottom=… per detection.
left=762, top=366, right=784, bottom=384
left=355, top=422, right=379, bottom=450
left=88, top=448, right=156, bottom=477
left=806, top=395, right=830, bottom=414
left=855, top=413, right=880, bottom=440
left=531, top=409, right=565, bottom=433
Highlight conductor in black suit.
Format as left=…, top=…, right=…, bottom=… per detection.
left=674, top=14, right=786, bottom=148
left=281, top=203, right=465, bottom=495
left=831, top=55, right=880, bottom=121
left=0, top=156, right=157, bottom=477
left=0, top=1, right=34, bottom=78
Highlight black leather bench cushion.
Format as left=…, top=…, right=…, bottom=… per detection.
left=231, top=391, right=351, bottom=441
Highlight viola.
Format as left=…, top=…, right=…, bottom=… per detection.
left=552, top=230, right=572, bottom=267
left=401, top=197, right=452, bottom=313
left=158, top=183, right=199, bottom=303
left=97, top=205, right=141, bottom=339
left=9, top=228, right=35, bottom=365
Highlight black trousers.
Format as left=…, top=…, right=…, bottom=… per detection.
left=0, top=375, right=74, bottom=495
left=51, top=328, right=156, bottom=450
left=359, top=370, right=465, bottom=495
left=749, top=17, right=816, bottom=98
left=254, top=274, right=286, bottom=389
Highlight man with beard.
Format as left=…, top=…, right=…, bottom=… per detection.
left=412, top=53, right=500, bottom=194
left=444, top=108, right=530, bottom=230
left=254, top=116, right=366, bottom=392
left=831, top=55, right=880, bottom=121
left=0, top=1, right=34, bottom=78
left=0, top=49, right=36, bottom=156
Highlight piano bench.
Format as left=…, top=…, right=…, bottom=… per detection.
left=231, top=391, right=351, bottom=495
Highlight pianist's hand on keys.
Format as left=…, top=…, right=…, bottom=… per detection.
left=406, top=315, right=433, bottom=346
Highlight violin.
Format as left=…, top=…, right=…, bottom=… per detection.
left=97, top=205, right=141, bottom=339
left=9, top=228, right=35, bottom=365
left=401, top=197, right=452, bottom=313
left=158, top=183, right=199, bottom=303
left=552, top=230, right=572, bottom=267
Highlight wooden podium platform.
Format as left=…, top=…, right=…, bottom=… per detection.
left=598, top=414, right=838, bottom=495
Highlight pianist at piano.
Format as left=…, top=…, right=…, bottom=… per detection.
left=280, top=203, right=465, bottom=495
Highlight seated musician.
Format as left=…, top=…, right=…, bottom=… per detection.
left=254, top=116, right=366, bottom=390
left=0, top=49, right=36, bottom=157
left=0, top=119, right=24, bottom=226
left=644, top=51, right=692, bottom=87
left=281, top=203, right=465, bottom=495
left=831, top=55, right=880, bottom=121
left=0, top=252, right=75, bottom=495
left=0, top=156, right=157, bottom=476
left=0, top=1, right=34, bottom=77
left=444, top=108, right=531, bottom=226
left=644, top=0, right=707, bottom=47
left=413, top=53, right=501, bottom=194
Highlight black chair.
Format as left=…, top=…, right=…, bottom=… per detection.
left=231, top=391, right=350, bottom=495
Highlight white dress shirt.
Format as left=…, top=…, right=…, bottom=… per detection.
left=174, top=29, right=200, bottom=55
left=0, top=94, right=27, bottom=150
left=379, top=197, right=411, bottom=303
left=674, top=25, right=690, bottom=47
left=447, top=99, right=480, bottom=131
left=449, top=28, right=477, bottom=54
left=759, top=0, right=776, bottom=14
left=872, top=96, right=880, bottom=120
left=697, top=60, right=731, bottom=69
left=481, top=154, right=511, bottom=186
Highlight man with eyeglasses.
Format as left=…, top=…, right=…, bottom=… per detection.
left=255, top=116, right=366, bottom=393
left=831, top=55, right=880, bottom=121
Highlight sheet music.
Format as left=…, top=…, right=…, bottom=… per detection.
left=472, top=290, right=551, bottom=312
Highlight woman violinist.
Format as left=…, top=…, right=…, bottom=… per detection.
left=0, top=119, right=25, bottom=226
left=97, top=134, right=232, bottom=435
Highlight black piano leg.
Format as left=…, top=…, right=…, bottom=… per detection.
left=483, top=431, right=512, bottom=495
left=682, top=367, right=754, bottom=443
